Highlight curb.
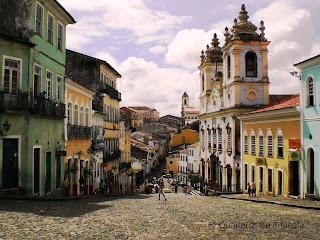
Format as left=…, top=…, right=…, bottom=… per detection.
left=220, top=195, right=320, bottom=210
left=0, top=193, right=139, bottom=202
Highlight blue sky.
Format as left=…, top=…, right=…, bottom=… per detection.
left=58, top=0, right=320, bottom=116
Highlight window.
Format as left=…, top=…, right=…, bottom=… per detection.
left=277, top=135, right=284, bottom=158
left=213, top=129, right=217, bottom=150
left=227, top=130, right=232, bottom=151
left=85, top=108, right=89, bottom=127
left=244, top=164, right=248, bottom=190
left=244, top=135, right=248, bottom=154
left=268, top=168, right=273, bottom=192
left=251, top=165, right=255, bottom=183
left=57, top=23, right=63, bottom=50
left=67, top=103, right=72, bottom=124
left=218, top=128, right=222, bottom=151
left=170, top=160, right=173, bottom=165
left=201, top=130, right=205, bottom=148
left=33, top=65, right=41, bottom=97
left=227, top=55, right=231, bottom=79
left=46, top=71, right=52, bottom=99
left=202, top=73, right=205, bottom=92
left=245, top=51, right=257, bottom=77
left=36, top=3, right=43, bottom=36
left=47, top=14, right=54, bottom=44
left=267, top=135, right=273, bottom=157
left=208, top=129, right=211, bottom=149
left=259, top=135, right=264, bottom=156
left=3, top=59, right=20, bottom=94
left=307, top=78, right=314, bottom=107
left=80, top=107, right=84, bottom=126
left=251, top=135, right=256, bottom=155
left=56, top=76, right=62, bottom=102
left=74, top=105, right=79, bottom=125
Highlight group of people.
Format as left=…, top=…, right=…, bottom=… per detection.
left=247, top=182, right=257, bottom=197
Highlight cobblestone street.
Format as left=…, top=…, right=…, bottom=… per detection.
left=0, top=194, right=319, bottom=240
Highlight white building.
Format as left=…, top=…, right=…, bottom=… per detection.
left=178, top=149, right=188, bottom=184
left=181, top=92, right=200, bottom=125
left=187, top=142, right=200, bottom=188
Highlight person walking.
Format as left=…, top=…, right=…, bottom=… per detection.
left=100, top=180, right=105, bottom=195
left=79, top=176, right=85, bottom=195
left=247, top=183, right=251, bottom=197
left=159, top=183, right=167, bottom=201
left=61, top=177, right=69, bottom=197
left=204, top=184, right=208, bottom=196
left=174, top=184, right=178, bottom=194
left=251, top=182, right=256, bottom=197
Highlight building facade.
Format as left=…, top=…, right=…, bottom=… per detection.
left=239, top=95, right=300, bottom=197
left=187, top=142, right=201, bottom=188
left=294, top=55, right=320, bottom=199
left=181, top=92, right=200, bottom=125
left=65, top=78, right=94, bottom=195
left=178, top=149, right=188, bottom=184
left=0, top=0, right=75, bottom=196
left=166, top=154, right=180, bottom=178
left=198, top=5, right=270, bottom=192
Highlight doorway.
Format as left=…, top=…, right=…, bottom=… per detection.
left=236, top=169, right=241, bottom=192
left=278, top=171, right=283, bottom=196
left=259, top=167, right=264, bottom=193
left=289, top=161, right=299, bottom=196
left=45, top=152, right=51, bottom=194
left=33, top=148, right=40, bottom=194
left=307, top=148, right=315, bottom=194
left=2, top=139, right=19, bottom=189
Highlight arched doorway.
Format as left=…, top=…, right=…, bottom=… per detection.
left=307, top=148, right=315, bottom=195
left=226, top=164, right=232, bottom=192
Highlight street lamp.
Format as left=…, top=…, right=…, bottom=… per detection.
left=0, top=120, right=11, bottom=137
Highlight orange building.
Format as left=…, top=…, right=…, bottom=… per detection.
left=166, top=154, right=180, bottom=178
left=170, top=129, right=199, bottom=151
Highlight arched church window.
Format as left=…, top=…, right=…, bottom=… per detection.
left=245, top=51, right=257, bottom=77
left=307, top=77, right=314, bottom=107
left=184, top=99, right=187, bottom=105
left=227, top=55, right=231, bottom=79
left=202, top=73, right=205, bottom=92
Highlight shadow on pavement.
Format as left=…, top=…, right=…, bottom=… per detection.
left=0, top=194, right=151, bottom=218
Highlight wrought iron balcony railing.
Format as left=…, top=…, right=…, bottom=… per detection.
left=0, top=92, right=29, bottom=112
left=67, top=124, right=92, bottom=138
left=101, top=84, right=121, bottom=101
left=31, top=98, right=66, bottom=118
left=103, top=150, right=121, bottom=163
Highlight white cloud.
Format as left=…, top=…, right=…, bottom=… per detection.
left=58, top=0, right=190, bottom=50
left=148, top=45, right=166, bottom=54
left=105, top=56, right=200, bottom=116
left=165, top=29, right=224, bottom=69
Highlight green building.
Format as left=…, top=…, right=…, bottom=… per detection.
left=0, top=0, right=75, bottom=196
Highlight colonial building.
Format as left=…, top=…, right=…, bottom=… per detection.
left=178, top=149, right=188, bottom=184
left=187, top=142, right=201, bottom=188
left=66, top=50, right=122, bottom=194
left=159, top=115, right=185, bottom=131
left=166, top=154, right=180, bottom=178
left=169, top=129, right=199, bottom=152
left=181, top=92, right=200, bottom=125
left=239, top=95, right=300, bottom=197
left=294, top=55, right=320, bottom=199
left=0, top=0, right=75, bottom=196
left=65, top=78, right=95, bottom=195
left=119, top=121, right=131, bottom=193
left=198, top=4, right=270, bottom=192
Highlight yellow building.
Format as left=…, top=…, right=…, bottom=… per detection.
left=65, top=78, right=95, bottom=195
left=170, top=129, right=199, bottom=150
left=239, top=95, right=300, bottom=197
left=119, top=121, right=132, bottom=193
left=100, top=64, right=122, bottom=193
left=166, top=154, right=180, bottom=178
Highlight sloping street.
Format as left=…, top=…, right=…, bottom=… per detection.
left=0, top=194, right=319, bottom=239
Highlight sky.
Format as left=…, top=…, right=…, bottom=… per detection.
left=57, top=0, right=320, bottom=117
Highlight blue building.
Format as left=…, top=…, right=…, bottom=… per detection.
left=294, top=55, right=320, bottom=199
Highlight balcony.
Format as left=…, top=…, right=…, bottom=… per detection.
left=31, top=99, right=66, bottom=119
left=103, top=150, right=121, bottom=163
left=67, top=124, right=92, bottom=138
left=119, top=161, right=131, bottom=171
left=0, top=92, right=29, bottom=112
left=101, top=84, right=121, bottom=101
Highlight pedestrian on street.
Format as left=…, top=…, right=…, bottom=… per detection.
left=159, top=183, right=166, bottom=201
left=247, top=183, right=251, bottom=197
left=79, top=175, right=85, bottom=195
left=184, top=185, right=188, bottom=196
left=251, top=182, right=256, bottom=197
left=100, top=180, right=105, bottom=195
left=155, top=185, right=159, bottom=193
left=175, top=184, right=178, bottom=194
left=61, top=177, right=69, bottom=197
left=204, top=184, right=208, bottom=196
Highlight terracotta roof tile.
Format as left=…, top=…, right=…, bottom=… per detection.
left=247, top=94, right=300, bottom=114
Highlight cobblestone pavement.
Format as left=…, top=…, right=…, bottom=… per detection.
left=221, top=194, right=320, bottom=209
left=0, top=194, right=319, bottom=240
